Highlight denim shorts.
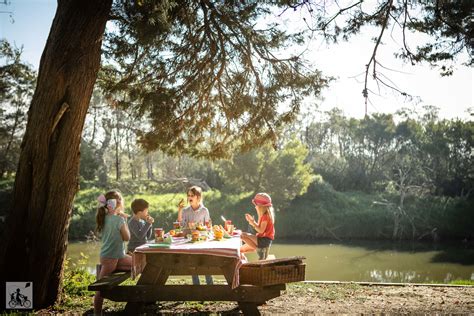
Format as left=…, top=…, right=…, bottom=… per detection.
left=257, top=237, right=273, bottom=248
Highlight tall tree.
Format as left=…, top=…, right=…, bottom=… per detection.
left=0, top=0, right=323, bottom=308
left=0, top=0, right=113, bottom=308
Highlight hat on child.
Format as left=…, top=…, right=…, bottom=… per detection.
left=252, top=193, right=272, bottom=207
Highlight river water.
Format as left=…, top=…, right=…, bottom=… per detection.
left=67, top=240, right=474, bottom=283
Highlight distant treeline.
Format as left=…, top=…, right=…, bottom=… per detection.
left=61, top=179, right=473, bottom=242
left=1, top=47, right=472, bottom=241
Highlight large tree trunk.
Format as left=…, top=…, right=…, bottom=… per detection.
left=0, top=0, right=112, bottom=309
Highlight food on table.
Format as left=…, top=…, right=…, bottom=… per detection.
left=223, top=230, right=231, bottom=238
left=163, top=235, right=173, bottom=244
left=214, top=231, right=223, bottom=240
left=214, top=228, right=224, bottom=240
left=196, top=224, right=207, bottom=231
left=169, top=229, right=176, bottom=236
left=174, top=231, right=186, bottom=237
left=191, top=230, right=200, bottom=242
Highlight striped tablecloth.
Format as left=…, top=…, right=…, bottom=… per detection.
left=132, top=236, right=243, bottom=288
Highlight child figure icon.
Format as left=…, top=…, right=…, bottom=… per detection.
left=6, top=282, right=32, bottom=309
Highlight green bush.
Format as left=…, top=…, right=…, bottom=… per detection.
left=62, top=253, right=95, bottom=297
left=69, top=181, right=474, bottom=241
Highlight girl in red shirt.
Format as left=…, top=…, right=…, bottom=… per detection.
left=240, top=193, right=275, bottom=259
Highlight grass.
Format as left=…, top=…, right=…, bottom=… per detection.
left=449, top=279, right=474, bottom=286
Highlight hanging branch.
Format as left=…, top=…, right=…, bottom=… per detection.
left=362, top=0, right=393, bottom=116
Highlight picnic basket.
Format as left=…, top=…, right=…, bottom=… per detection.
left=239, top=256, right=305, bottom=286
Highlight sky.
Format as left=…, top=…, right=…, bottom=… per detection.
left=1, top=0, right=472, bottom=121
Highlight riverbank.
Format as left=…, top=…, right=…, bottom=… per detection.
left=45, top=281, right=473, bottom=315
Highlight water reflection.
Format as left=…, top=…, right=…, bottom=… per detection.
left=67, top=240, right=474, bottom=283
left=368, top=269, right=419, bottom=283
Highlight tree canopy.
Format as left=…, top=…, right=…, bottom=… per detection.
left=291, top=0, right=473, bottom=103
left=100, top=0, right=326, bottom=158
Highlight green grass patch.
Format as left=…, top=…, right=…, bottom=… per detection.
left=449, top=279, right=474, bottom=286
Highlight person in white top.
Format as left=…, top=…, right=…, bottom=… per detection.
left=177, top=186, right=213, bottom=285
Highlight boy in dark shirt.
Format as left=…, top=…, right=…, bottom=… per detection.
left=127, top=199, right=154, bottom=252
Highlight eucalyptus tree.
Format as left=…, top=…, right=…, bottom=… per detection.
left=0, top=0, right=324, bottom=308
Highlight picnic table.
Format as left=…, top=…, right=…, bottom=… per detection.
left=89, top=235, right=304, bottom=315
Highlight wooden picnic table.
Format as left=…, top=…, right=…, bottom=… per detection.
left=90, top=235, right=286, bottom=315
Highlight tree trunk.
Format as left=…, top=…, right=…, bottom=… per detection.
left=146, top=154, right=154, bottom=179
left=97, top=119, right=112, bottom=186
left=114, top=109, right=121, bottom=181
left=0, top=0, right=112, bottom=309
left=126, top=127, right=136, bottom=180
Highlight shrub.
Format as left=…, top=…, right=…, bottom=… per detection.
left=62, top=253, right=95, bottom=297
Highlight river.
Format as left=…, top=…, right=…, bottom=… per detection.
left=67, top=240, right=474, bottom=283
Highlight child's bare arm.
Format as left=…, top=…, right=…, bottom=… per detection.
left=120, top=222, right=131, bottom=241
left=177, top=198, right=185, bottom=222
left=251, top=219, right=268, bottom=234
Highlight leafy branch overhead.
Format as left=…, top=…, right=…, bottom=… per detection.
left=291, top=0, right=472, bottom=104
left=100, top=0, right=327, bottom=159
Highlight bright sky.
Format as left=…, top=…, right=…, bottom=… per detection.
left=1, top=0, right=472, bottom=120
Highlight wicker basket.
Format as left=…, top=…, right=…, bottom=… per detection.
left=239, top=257, right=306, bottom=286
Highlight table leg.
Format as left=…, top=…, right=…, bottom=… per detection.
left=238, top=302, right=261, bottom=316
left=125, top=262, right=168, bottom=313
left=221, top=264, right=236, bottom=286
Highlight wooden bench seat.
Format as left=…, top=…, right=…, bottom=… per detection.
left=88, top=270, right=131, bottom=291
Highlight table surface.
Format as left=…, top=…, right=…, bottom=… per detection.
left=136, top=235, right=241, bottom=252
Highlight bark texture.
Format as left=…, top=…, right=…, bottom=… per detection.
left=0, top=0, right=112, bottom=308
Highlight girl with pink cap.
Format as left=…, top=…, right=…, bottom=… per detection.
left=240, top=192, right=275, bottom=260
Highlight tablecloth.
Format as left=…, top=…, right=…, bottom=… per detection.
left=132, top=236, right=243, bottom=288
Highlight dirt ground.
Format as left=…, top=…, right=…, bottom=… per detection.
left=132, top=282, right=474, bottom=315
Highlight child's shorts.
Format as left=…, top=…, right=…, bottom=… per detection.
left=257, top=237, right=273, bottom=248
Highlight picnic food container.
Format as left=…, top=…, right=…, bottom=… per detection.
left=154, top=228, right=164, bottom=242
left=239, top=256, right=306, bottom=286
